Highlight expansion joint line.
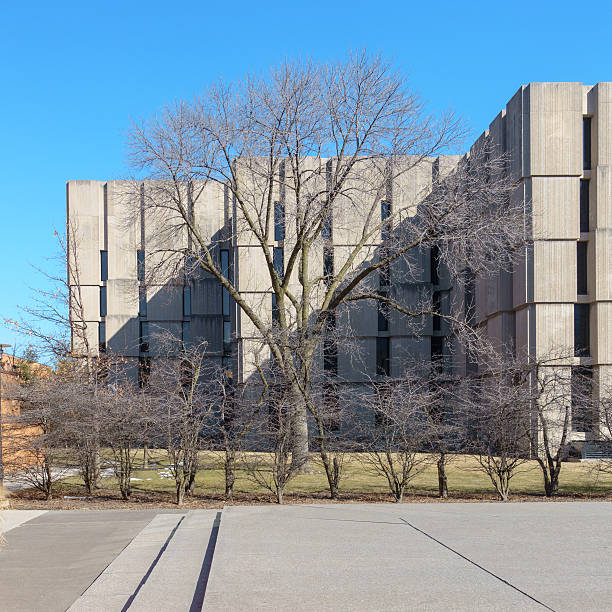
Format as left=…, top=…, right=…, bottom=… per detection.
left=398, top=517, right=556, bottom=612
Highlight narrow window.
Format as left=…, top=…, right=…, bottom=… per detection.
left=571, top=366, right=593, bottom=431
left=183, top=285, right=191, bottom=317
left=138, top=357, right=151, bottom=388
left=580, top=180, right=590, bottom=233
left=274, top=201, right=285, bottom=241
left=574, top=304, right=590, bottom=356
left=430, top=245, right=440, bottom=285
left=381, top=200, right=391, bottom=241
left=433, top=291, right=441, bottom=332
left=220, top=249, right=230, bottom=278
left=272, top=294, right=278, bottom=322
left=222, top=287, right=230, bottom=317
left=223, top=321, right=231, bottom=354
left=100, top=250, right=108, bottom=281
left=379, top=255, right=390, bottom=288
left=322, top=211, right=332, bottom=240
left=138, top=286, right=147, bottom=317
left=323, top=313, right=338, bottom=374
left=137, top=250, right=145, bottom=281
left=577, top=242, right=588, bottom=295
left=378, top=290, right=389, bottom=332
left=98, top=321, right=106, bottom=353
left=583, top=117, right=592, bottom=170
left=99, top=286, right=107, bottom=317
left=324, top=386, right=341, bottom=431
left=376, top=337, right=390, bottom=377
left=182, top=321, right=190, bottom=347
left=273, top=246, right=284, bottom=281
left=323, top=247, right=334, bottom=284
left=139, top=321, right=149, bottom=353
left=431, top=336, right=443, bottom=362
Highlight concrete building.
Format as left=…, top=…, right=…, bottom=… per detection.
left=66, top=82, right=612, bottom=444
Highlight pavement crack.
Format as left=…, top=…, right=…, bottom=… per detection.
left=399, top=517, right=557, bottom=612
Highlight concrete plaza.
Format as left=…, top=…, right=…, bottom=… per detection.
left=1, top=502, right=611, bottom=611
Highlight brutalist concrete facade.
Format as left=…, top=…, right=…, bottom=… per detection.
left=66, top=82, right=612, bottom=440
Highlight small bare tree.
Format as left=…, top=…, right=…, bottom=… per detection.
left=462, top=369, right=531, bottom=502
left=357, top=377, right=431, bottom=502
left=151, top=338, right=220, bottom=505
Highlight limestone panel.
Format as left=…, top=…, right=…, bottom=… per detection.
left=389, top=284, right=426, bottom=336
left=191, top=279, right=222, bottom=316
left=390, top=337, right=429, bottom=376
left=594, top=165, right=612, bottom=229
left=505, top=86, right=527, bottom=180
left=526, top=83, right=582, bottom=177
left=338, top=337, right=375, bottom=383
left=535, top=303, right=573, bottom=360
left=192, top=181, right=227, bottom=245
left=106, top=182, right=139, bottom=281
left=191, top=316, right=223, bottom=355
left=237, top=246, right=271, bottom=293
left=595, top=82, right=612, bottom=167
left=237, top=292, right=273, bottom=339
left=106, top=315, right=139, bottom=356
left=106, top=280, right=138, bottom=318
left=515, top=305, right=535, bottom=359
left=146, top=285, right=183, bottom=321
left=528, top=177, right=580, bottom=240
left=69, top=213, right=102, bottom=286
left=593, top=229, right=612, bottom=300
left=337, top=298, right=377, bottom=337
left=592, top=302, right=612, bottom=365
left=393, top=156, right=433, bottom=218
left=486, top=311, right=516, bottom=355
left=533, top=240, right=576, bottom=303
left=75, top=285, right=101, bottom=322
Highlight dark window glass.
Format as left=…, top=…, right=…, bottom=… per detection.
left=272, top=293, right=278, bottom=322
left=381, top=200, right=391, bottom=241
left=324, top=386, right=340, bottom=431
left=431, top=336, right=443, bottom=361
left=183, top=285, right=191, bottom=317
left=580, top=180, right=590, bottom=233
left=274, top=201, right=285, bottom=241
left=433, top=291, right=441, bottom=331
left=138, top=357, right=151, bottom=388
left=378, top=290, right=389, bottom=332
left=273, top=246, right=284, bottom=281
left=376, top=337, right=390, bottom=377
left=572, top=366, right=593, bottom=431
left=137, top=250, right=145, bottom=281
left=139, top=321, right=149, bottom=353
left=222, top=288, right=230, bottom=318
left=98, top=321, right=106, bottom=353
left=430, top=245, right=439, bottom=285
left=323, top=247, right=334, bottom=283
left=583, top=117, right=592, bottom=170
left=323, top=337, right=338, bottom=374
left=322, top=212, right=332, bottom=240
left=99, top=286, right=107, bottom=317
left=379, top=257, right=390, bottom=288
left=577, top=242, right=588, bottom=295
left=574, top=304, right=590, bottom=356
left=221, top=250, right=230, bottom=278
left=182, top=321, right=190, bottom=347
left=223, top=321, right=231, bottom=354
left=100, top=250, right=108, bottom=281
left=138, top=286, right=147, bottom=317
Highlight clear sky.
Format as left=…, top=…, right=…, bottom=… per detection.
left=1, top=0, right=610, bottom=355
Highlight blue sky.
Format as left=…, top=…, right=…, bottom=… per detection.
left=1, top=0, right=610, bottom=355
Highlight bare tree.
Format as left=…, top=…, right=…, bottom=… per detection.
left=462, top=368, right=531, bottom=502
left=357, top=377, right=431, bottom=502
left=151, top=338, right=220, bottom=505
left=125, top=52, right=522, bottom=471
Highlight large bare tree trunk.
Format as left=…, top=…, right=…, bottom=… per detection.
left=290, top=385, right=310, bottom=472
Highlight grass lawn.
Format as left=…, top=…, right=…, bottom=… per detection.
left=10, top=450, right=611, bottom=509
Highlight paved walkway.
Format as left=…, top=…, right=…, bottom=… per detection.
left=1, top=502, right=611, bottom=611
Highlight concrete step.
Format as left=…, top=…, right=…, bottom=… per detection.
left=67, top=513, right=186, bottom=612
left=128, top=509, right=220, bottom=612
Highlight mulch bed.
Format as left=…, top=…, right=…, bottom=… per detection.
left=7, top=484, right=612, bottom=510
